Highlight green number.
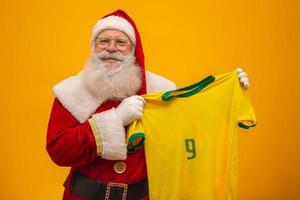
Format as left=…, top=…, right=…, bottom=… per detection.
left=185, top=139, right=196, bottom=160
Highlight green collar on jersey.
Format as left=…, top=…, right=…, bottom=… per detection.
left=162, top=75, right=215, bottom=102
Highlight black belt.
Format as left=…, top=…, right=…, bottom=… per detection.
left=68, top=170, right=148, bottom=200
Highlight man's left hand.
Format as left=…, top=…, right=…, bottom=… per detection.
left=236, top=68, right=250, bottom=89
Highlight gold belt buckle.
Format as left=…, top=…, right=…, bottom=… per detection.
left=105, top=182, right=128, bottom=200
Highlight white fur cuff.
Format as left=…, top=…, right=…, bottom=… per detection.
left=92, top=108, right=127, bottom=160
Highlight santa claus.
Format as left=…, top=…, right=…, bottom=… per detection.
left=47, top=9, right=250, bottom=200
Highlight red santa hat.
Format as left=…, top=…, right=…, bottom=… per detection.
left=91, top=9, right=146, bottom=94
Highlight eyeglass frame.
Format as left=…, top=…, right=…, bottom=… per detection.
left=94, top=36, right=132, bottom=51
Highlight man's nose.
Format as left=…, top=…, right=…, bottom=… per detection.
left=106, top=41, right=117, bottom=52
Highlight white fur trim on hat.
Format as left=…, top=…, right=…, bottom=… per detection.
left=91, top=15, right=136, bottom=49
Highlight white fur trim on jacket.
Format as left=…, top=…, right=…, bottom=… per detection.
left=53, top=71, right=176, bottom=123
left=146, top=71, right=176, bottom=93
left=53, top=76, right=102, bottom=123
left=91, top=108, right=127, bottom=160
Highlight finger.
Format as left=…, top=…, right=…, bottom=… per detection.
left=236, top=67, right=243, bottom=74
left=244, top=82, right=250, bottom=89
left=136, top=111, right=143, bottom=119
left=238, top=72, right=247, bottom=79
left=134, top=99, right=144, bottom=106
left=134, top=96, right=146, bottom=104
left=137, top=106, right=143, bottom=112
left=136, top=99, right=146, bottom=106
left=240, top=77, right=249, bottom=84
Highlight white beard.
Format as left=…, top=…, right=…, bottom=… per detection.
left=79, top=51, right=142, bottom=102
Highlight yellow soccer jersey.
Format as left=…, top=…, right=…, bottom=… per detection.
left=127, top=71, right=256, bottom=200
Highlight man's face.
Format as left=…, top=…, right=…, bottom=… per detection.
left=94, top=29, right=133, bottom=64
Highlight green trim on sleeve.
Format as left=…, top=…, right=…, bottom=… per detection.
left=238, top=122, right=257, bottom=129
left=127, top=133, right=145, bottom=153
left=162, top=75, right=215, bottom=102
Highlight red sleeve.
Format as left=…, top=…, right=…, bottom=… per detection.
left=46, top=98, right=97, bottom=167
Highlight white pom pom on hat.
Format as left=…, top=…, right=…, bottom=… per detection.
left=91, top=15, right=136, bottom=50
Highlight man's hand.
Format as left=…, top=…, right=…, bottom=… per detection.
left=236, top=68, right=250, bottom=89
left=115, top=95, right=146, bottom=126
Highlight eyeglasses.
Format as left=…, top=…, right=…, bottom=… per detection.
left=95, top=37, right=131, bottom=51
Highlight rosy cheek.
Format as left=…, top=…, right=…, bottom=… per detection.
left=121, top=48, right=132, bottom=56
left=122, top=51, right=130, bottom=56
left=94, top=46, right=102, bottom=53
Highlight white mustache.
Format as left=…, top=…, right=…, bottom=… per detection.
left=89, top=50, right=136, bottom=76
left=96, top=50, right=127, bottom=61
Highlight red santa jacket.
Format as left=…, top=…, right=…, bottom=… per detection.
left=46, top=71, right=176, bottom=199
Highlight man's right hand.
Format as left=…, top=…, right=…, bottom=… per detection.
left=115, top=95, right=146, bottom=126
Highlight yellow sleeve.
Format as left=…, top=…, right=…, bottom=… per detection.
left=234, top=75, right=257, bottom=129
left=127, top=119, right=145, bottom=153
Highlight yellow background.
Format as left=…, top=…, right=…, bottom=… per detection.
left=0, top=0, right=299, bottom=199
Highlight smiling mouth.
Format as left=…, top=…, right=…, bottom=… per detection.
left=101, top=57, right=121, bottom=63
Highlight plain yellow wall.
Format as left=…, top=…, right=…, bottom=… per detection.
left=1, top=0, right=299, bottom=199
